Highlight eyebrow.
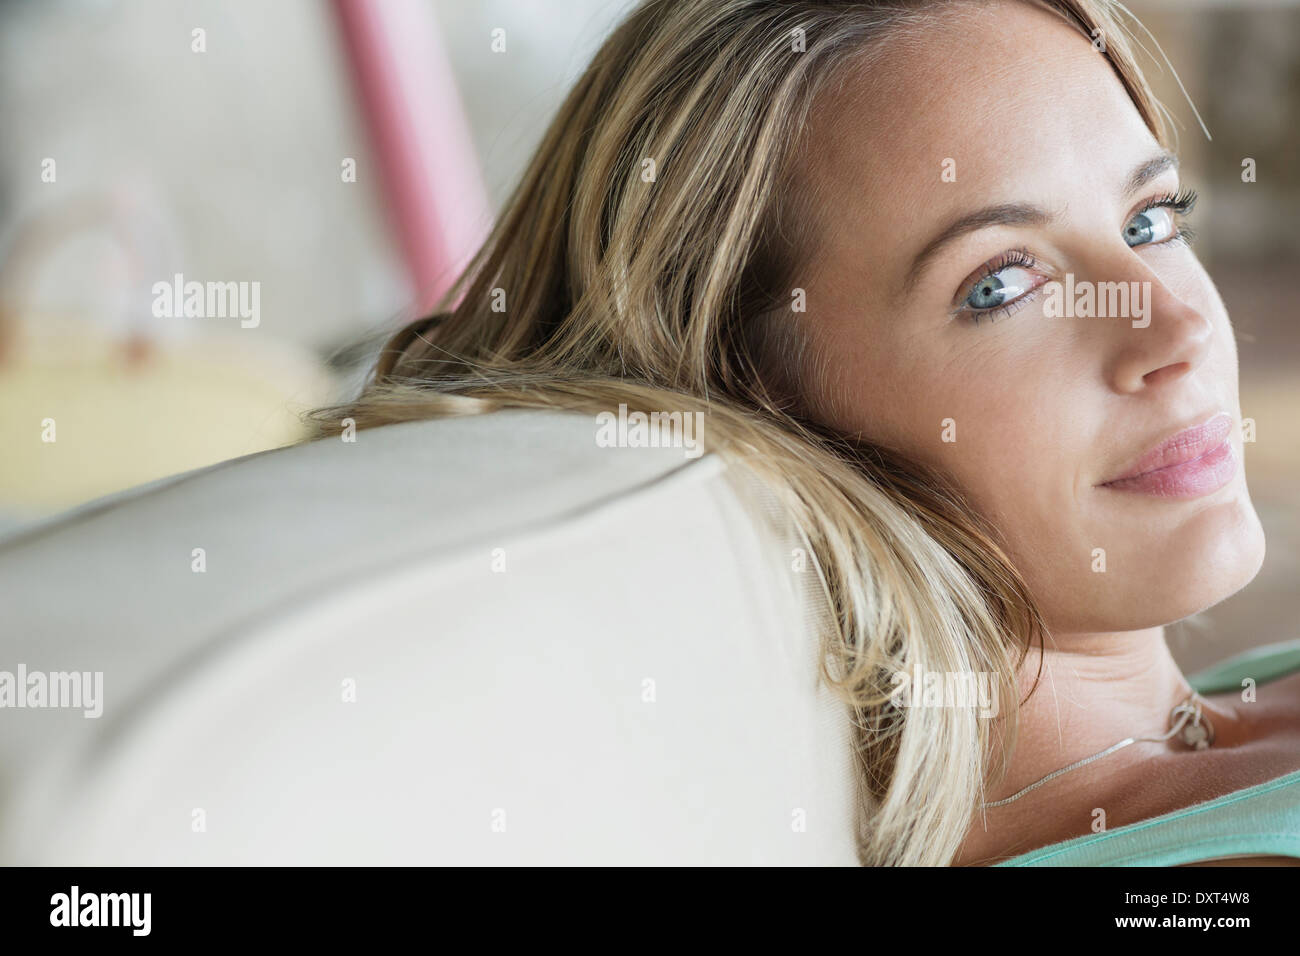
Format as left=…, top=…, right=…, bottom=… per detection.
left=901, top=149, right=1180, bottom=293
left=1125, top=149, right=1179, bottom=196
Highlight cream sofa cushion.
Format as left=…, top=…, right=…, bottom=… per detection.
left=0, top=410, right=857, bottom=864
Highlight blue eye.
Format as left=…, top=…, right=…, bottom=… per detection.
left=1125, top=188, right=1198, bottom=247
left=1123, top=206, right=1176, bottom=246
left=956, top=250, right=1042, bottom=322
left=952, top=189, right=1197, bottom=326
left=965, top=264, right=1036, bottom=311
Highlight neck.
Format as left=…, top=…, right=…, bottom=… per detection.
left=986, top=626, right=1243, bottom=804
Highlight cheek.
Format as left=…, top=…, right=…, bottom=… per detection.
left=834, top=337, right=1086, bottom=520
left=930, top=382, right=1088, bottom=540
left=834, top=329, right=1100, bottom=593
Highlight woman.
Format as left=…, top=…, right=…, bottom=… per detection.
left=310, top=0, right=1300, bottom=865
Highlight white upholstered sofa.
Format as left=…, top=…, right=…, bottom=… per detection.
left=0, top=410, right=858, bottom=864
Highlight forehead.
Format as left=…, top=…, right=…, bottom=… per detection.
left=798, top=0, right=1160, bottom=278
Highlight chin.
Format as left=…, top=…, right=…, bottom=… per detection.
left=1041, top=491, right=1267, bottom=634
left=1122, top=502, right=1266, bottom=631
left=1184, top=496, right=1268, bottom=613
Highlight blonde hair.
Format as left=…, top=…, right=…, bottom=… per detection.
left=308, top=0, right=1171, bottom=865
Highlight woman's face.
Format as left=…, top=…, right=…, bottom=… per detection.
left=795, top=0, right=1265, bottom=634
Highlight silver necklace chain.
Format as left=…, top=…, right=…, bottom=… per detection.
left=981, top=692, right=1215, bottom=810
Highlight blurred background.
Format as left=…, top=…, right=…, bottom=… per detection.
left=0, top=0, right=1294, bottom=670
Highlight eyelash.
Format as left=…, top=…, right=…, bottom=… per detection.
left=1143, top=188, right=1199, bottom=246
left=959, top=249, right=1040, bottom=325
left=958, top=188, right=1199, bottom=325
left=1150, top=187, right=1199, bottom=224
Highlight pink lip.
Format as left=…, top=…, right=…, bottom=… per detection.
left=1098, top=412, right=1237, bottom=499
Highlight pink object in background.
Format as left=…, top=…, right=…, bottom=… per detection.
left=332, top=0, right=491, bottom=314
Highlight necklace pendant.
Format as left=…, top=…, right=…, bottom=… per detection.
left=1181, top=721, right=1211, bottom=750
left=1171, top=695, right=1215, bottom=750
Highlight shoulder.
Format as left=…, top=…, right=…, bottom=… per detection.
left=1188, top=638, right=1300, bottom=696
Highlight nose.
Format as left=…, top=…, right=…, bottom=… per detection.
left=1095, top=256, right=1215, bottom=394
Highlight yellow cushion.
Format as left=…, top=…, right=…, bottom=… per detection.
left=0, top=314, right=335, bottom=513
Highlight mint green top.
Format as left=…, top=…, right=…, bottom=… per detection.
left=995, top=638, right=1300, bottom=867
